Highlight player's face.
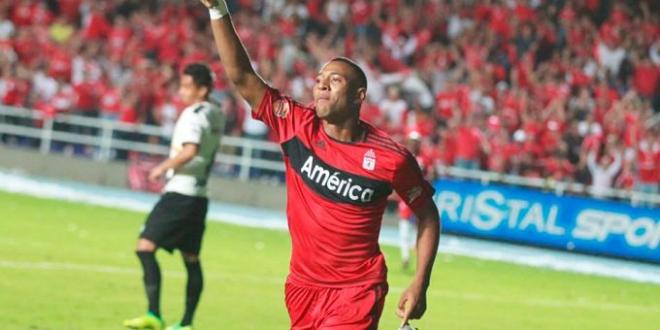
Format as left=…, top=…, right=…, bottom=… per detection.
left=178, top=74, right=207, bottom=106
left=313, top=61, right=360, bottom=121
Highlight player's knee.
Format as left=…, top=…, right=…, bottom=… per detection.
left=136, top=238, right=157, bottom=252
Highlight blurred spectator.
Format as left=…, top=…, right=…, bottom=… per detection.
left=587, top=147, right=623, bottom=198
left=453, top=113, right=487, bottom=170
left=379, top=85, right=407, bottom=132
left=635, top=131, right=659, bottom=195
left=0, top=0, right=657, bottom=200
left=0, top=8, right=15, bottom=39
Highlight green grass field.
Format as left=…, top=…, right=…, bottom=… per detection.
left=0, top=190, right=659, bottom=330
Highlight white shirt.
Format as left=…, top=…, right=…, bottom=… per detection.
left=587, top=152, right=622, bottom=198
left=379, top=98, right=407, bottom=127
left=597, top=42, right=626, bottom=76
left=242, top=101, right=268, bottom=136
left=0, top=19, right=15, bottom=39
left=164, top=101, right=225, bottom=197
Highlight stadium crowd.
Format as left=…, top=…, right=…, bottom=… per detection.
left=0, top=0, right=658, bottom=195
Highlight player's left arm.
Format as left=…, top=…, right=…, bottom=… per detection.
left=397, top=197, right=440, bottom=325
left=149, top=143, right=199, bottom=182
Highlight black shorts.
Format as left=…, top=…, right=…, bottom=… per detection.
left=140, top=192, right=209, bottom=254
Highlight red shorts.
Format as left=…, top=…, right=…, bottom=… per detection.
left=285, top=282, right=388, bottom=330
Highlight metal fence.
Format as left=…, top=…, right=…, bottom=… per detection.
left=0, top=105, right=284, bottom=181
left=1, top=105, right=658, bottom=206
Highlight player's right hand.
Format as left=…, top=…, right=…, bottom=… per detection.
left=148, top=166, right=167, bottom=183
left=397, top=281, right=427, bottom=326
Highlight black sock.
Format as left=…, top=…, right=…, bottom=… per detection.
left=181, top=260, right=203, bottom=326
left=136, top=251, right=161, bottom=318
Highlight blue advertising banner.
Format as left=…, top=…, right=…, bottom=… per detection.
left=432, top=179, right=660, bottom=264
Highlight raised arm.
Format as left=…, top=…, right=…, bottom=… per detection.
left=606, top=150, right=623, bottom=176
left=199, top=0, right=268, bottom=110
left=586, top=150, right=598, bottom=173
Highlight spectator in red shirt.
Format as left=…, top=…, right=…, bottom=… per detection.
left=107, top=16, right=132, bottom=60
left=72, top=73, right=99, bottom=117
left=99, top=83, right=122, bottom=121
left=31, top=1, right=53, bottom=26
left=635, top=131, right=659, bottom=195
left=82, top=3, right=110, bottom=40
left=453, top=113, right=486, bottom=170
left=485, top=130, right=513, bottom=173
left=543, top=147, right=575, bottom=182
left=616, top=162, right=635, bottom=191
left=632, top=53, right=658, bottom=99
left=435, top=79, right=459, bottom=120
left=11, top=0, right=34, bottom=27
left=0, top=65, right=30, bottom=106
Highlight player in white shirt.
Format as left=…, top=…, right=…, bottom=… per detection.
left=163, top=95, right=225, bottom=197
left=124, top=64, right=225, bottom=330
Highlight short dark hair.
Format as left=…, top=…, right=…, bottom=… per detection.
left=183, top=63, right=213, bottom=94
left=330, top=57, right=368, bottom=90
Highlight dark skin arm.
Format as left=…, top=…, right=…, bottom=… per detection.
left=397, top=197, right=441, bottom=326
left=199, top=0, right=268, bottom=111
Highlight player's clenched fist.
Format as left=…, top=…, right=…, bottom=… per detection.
left=197, top=0, right=229, bottom=19
left=197, top=0, right=218, bottom=9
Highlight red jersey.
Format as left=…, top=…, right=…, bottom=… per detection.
left=638, top=143, right=659, bottom=184
left=254, top=88, right=435, bottom=288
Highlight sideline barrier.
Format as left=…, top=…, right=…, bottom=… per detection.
left=434, top=178, right=660, bottom=264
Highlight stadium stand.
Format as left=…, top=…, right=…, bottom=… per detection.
left=0, top=0, right=658, bottom=197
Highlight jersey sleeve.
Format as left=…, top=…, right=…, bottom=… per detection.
left=392, top=150, right=436, bottom=212
left=176, top=109, right=206, bottom=145
left=252, top=86, right=313, bottom=143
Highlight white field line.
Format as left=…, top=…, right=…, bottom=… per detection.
left=1, top=171, right=660, bottom=285
left=1, top=259, right=658, bottom=314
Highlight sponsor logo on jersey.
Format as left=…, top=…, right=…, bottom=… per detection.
left=282, top=138, right=392, bottom=205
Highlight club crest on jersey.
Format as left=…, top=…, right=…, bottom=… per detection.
left=362, top=149, right=376, bottom=170
left=273, top=101, right=290, bottom=118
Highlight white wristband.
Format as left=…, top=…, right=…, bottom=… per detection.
left=209, top=0, right=229, bottom=20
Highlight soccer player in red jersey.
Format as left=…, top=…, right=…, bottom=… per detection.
left=198, top=1, right=441, bottom=328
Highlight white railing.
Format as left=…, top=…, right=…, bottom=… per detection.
left=0, top=105, right=284, bottom=181
left=0, top=104, right=658, bottom=206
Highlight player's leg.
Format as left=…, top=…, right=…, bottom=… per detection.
left=137, top=239, right=162, bottom=318
left=285, top=282, right=319, bottom=330
left=318, top=283, right=388, bottom=330
left=399, top=218, right=411, bottom=269
left=168, top=197, right=208, bottom=330
left=124, top=195, right=181, bottom=329
left=124, top=238, right=165, bottom=329
left=180, top=252, right=203, bottom=329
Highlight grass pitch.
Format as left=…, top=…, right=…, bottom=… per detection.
left=0, top=191, right=659, bottom=330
